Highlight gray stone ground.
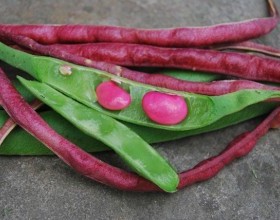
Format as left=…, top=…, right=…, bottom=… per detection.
left=0, top=0, right=280, bottom=219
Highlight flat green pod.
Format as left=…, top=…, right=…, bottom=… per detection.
left=19, top=77, right=179, bottom=193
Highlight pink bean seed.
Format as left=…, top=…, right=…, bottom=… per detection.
left=142, top=91, right=188, bottom=125
left=96, top=81, right=131, bottom=110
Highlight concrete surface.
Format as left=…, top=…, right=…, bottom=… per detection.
left=1, top=0, right=280, bottom=219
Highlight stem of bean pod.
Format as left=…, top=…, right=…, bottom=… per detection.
left=0, top=99, right=43, bottom=145
left=214, top=41, right=280, bottom=59
left=268, top=0, right=279, bottom=16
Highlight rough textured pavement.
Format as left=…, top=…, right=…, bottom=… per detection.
left=0, top=0, right=280, bottom=219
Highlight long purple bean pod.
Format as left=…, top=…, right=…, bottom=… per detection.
left=0, top=0, right=278, bottom=47
left=1, top=32, right=280, bottom=96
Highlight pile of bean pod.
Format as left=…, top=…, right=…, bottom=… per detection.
left=0, top=0, right=280, bottom=192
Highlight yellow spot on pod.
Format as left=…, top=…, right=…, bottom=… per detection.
left=59, top=65, right=72, bottom=76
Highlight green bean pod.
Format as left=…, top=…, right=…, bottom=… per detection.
left=160, top=69, right=223, bottom=82
left=0, top=43, right=279, bottom=131
left=18, top=76, right=179, bottom=193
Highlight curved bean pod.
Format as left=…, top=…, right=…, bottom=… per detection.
left=2, top=67, right=279, bottom=192
left=17, top=78, right=280, bottom=190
